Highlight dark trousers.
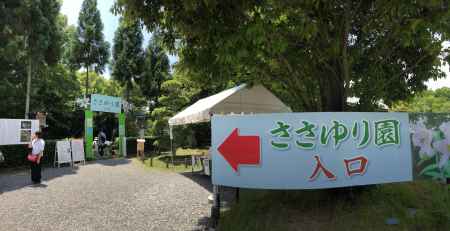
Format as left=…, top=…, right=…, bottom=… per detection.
left=99, top=144, right=105, bottom=156
left=30, top=161, right=41, bottom=183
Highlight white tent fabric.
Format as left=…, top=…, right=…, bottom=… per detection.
left=168, top=84, right=291, bottom=126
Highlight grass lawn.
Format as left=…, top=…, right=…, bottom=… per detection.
left=219, top=181, right=450, bottom=231
left=135, top=148, right=207, bottom=173
left=174, top=147, right=209, bottom=156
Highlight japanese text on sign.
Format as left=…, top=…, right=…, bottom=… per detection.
left=212, top=113, right=412, bottom=189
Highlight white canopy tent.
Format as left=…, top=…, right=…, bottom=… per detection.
left=168, top=84, right=292, bottom=127
left=167, top=84, right=291, bottom=176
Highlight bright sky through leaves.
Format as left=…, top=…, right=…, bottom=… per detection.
left=60, top=0, right=177, bottom=78
left=61, top=0, right=448, bottom=89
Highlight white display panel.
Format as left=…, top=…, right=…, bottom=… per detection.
left=71, top=139, right=85, bottom=163
left=56, top=140, right=72, bottom=165
left=0, top=119, right=39, bottom=145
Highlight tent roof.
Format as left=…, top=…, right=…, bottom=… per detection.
left=168, top=84, right=292, bottom=126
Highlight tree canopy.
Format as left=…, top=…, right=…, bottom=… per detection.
left=114, top=0, right=450, bottom=112
left=111, top=18, right=144, bottom=100
left=391, top=87, right=450, bottom=112
left=137, top=32, right=171, bottom=106
left=70, top=0, right=110, bottom=96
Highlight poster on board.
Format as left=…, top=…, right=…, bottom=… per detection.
left=0, top=119, right=39, bottom=145
left=212, top=112, right=413, bottom=190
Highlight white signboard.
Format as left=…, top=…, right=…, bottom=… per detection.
left=56, top=140, right=72, bottom=165
left=212, top=113, right=413, bottom=189
left=90, top=94, right=122, bottom=113
left=0, top=119, right=39, bottom=145
left=71, top=139, right=85, bottom=163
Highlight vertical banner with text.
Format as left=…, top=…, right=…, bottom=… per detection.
left=118, top=113, right=126, bottom=157
left=84, top=110, right=94, bottom=160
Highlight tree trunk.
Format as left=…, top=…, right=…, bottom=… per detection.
left=85, top=65, right=89, bottom=97
left=125, top=82, right=131, bottom=101
left=322, top=74, right=345, bottom=112
left=340, top=0, right=351, bottom=111
left=25, top=55, right=32, bottom=119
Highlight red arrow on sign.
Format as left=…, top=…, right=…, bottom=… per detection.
left=217, top=128, right=261, bottom=172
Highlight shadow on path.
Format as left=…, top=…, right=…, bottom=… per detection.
left=0, top=166, right=78, bottom=194
left=94, top=158, right=131, bottom=167
left=179, top=171, right=213, bottom=193
left=0, top=158, right=131, bottom=194
left=179, top=172, right=239, bottom=230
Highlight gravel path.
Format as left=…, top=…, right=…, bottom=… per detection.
left=0, top=159, right=212, bottom=231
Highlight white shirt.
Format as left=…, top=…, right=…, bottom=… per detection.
left=31, top=139, right=45, bottom=155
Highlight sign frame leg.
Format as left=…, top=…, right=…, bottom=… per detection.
left=211, top=184, right=221, bottom=228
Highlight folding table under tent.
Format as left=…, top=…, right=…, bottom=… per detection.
left=168, top=84, right=292, bottom=170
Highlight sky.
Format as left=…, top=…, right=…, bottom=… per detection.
left=60, top=0, right=176, bottom=78
left=61, top=0, right=450, bottom=90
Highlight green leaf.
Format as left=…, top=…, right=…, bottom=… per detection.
left=423, top=171, right=442, bottom=179
left=417, top=158, right=428, bottom=166
left=419, top=163, right=439, bottom=176
left=445, top=164, right=450, bottom=178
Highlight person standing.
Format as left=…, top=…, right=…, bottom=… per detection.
left=98, top=129, right=107, bottom=156
left=29, top=131, right=45, bottom=184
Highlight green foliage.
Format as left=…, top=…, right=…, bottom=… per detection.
left=76, top=71, right=122, bottom=97
left=0, top=0, right=87, bottom=139
left=148, top=77, right=193, bottom=152
left=70, top=0, right=110, bottom=95
left=137, top=32, right=170, bottom=105
left=21, top=0, right=64, bottom=65
left=111, top=17, right=144, bottom=100
left=115, top=0, right=450, bottom=112
left=391, top=87, right=450, bottom=112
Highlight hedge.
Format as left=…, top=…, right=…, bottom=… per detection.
left=0, top=138, right=158, bottom=168
left=0, top=140, right=56, bottom=168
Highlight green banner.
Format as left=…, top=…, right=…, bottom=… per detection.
left=118, top=113, right=126, bottom=157
left=85, top=110, right=94, bottom=160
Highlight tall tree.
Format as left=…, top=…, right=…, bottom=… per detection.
left=137, top=32, right=170, bottom=106
left=111, top=18, right=144, bottom=101
left=114, top=0, right=450, bottom=112
left=71, top=0, right=110, bottom=98
left=0, top=0, right=63, bottom=118
left=25, top=0, right=63, bottom=118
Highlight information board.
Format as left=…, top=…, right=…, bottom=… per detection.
left=212, top=113, right=413, bottom=189
left=0, top=119, right=39, bottom=145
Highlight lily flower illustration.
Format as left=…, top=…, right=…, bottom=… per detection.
left=411, top=120, right=434, bottom=158
left=433, top=122, right=450, bottom=168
